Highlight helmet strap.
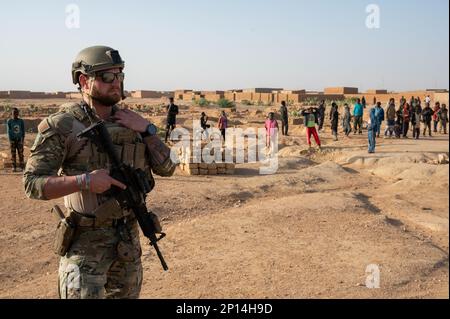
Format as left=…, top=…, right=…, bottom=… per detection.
left=121, top=80, right=126, bottom=100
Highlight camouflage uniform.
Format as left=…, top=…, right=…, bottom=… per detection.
left=24, top=102, right=174, bottom=299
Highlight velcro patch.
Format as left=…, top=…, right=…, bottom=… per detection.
left=38, top=119, right=51, bottom=134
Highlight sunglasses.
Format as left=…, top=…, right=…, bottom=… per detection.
left=96, top=72, right=125, bottom=83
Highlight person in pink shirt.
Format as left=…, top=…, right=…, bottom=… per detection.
left=265, top=112, right=279, bottom=154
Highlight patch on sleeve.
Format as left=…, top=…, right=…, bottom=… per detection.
left=38, top=119, right=51, bottom=134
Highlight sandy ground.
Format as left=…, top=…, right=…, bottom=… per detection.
left=0, top=102, right=448, bottom=299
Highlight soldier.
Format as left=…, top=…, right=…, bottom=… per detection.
left=23, top=46, right=176, bottom=299
left=7, top=108, right=25, bottom=172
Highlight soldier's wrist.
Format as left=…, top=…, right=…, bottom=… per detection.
left=75, top=174, right=83, bottom=191
left=85, top=173, right=91, bottom=191
left=75, top=173, right=91, bottom=191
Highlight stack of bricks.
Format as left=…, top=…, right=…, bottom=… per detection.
left=177, top=143, right=236, bottom=176
left=180, top=161, right=236, bottom=176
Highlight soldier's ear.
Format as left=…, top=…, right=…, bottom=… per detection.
left=79, top=74, right=90, bottom=92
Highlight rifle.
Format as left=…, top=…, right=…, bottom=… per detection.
left=77, top=120, right=168, bottom=271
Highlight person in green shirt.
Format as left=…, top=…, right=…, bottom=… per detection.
left=301, top=107, right=321, bottom=149
left=6, top=108, right=25, bottom=172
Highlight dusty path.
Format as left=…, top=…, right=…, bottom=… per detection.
left=0, top=126, right=448, bottom=298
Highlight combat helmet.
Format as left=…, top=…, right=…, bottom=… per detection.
left=71, top=45, right=126, bottom=99
left=71, top=45, right=125, bottom=85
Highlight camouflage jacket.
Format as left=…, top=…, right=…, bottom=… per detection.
left=23, top=102, right=174, bottom=214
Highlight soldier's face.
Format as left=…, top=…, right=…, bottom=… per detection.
left=83, top=67, right=122, bottom=106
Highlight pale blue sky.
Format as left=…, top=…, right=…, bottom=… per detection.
left=1, top=0, right=448, bottom=92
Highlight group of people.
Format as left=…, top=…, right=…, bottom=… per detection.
left=389, top=97, right=449, bottom=139
left=267, top=96, right=449, bottom=154
left=8, top=95, right=448, bottom=173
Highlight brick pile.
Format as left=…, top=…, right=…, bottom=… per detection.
left=177, top=143, right=236, bottom=175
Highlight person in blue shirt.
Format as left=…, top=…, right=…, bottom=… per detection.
left=353, top=98, right=364, bottom=135
left=367, top=105, right=378, bottom=153
left=374, top=102, right=385, bottom=138
left=6, top=108, right=25, bottom=172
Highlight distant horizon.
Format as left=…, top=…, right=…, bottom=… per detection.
left=1, top=87, right=449, bottom=94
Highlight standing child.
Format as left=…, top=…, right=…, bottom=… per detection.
left=301, top=107, right=321, bottom=149
left=394, top=108, right=403, bottom=138
left=411, top=108, right=422, bottom=140
left=218, top=110, right=228, bottom=143
left=265, top=112, right=279, bottom=156
left=200, top=112, right=210, bottom=139
left=342, top=104, right=352, bottom=137
left=438, top=104, right=448, bottom=134
left=384, top=99, right=396, bottom=138
left=367, top=106, right=378, bottom=153
left=6, top=108, right=25, bottom=172
left=329, top=102, right=339, bottom=141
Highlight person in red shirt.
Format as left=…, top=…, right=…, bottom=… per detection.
left=432, top=102, right=441, bottom=133
left=218, top=110, right=228, bottom=143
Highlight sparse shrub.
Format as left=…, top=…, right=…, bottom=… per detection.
left=194, top=98, right=210, bottom=107
left=141, top=104, right=152, bottom=112
left=290, top=110, right=301, bottom=118
left=241, top=100, right=253, bottom=106
left=217, top=98, right=235, bottom=108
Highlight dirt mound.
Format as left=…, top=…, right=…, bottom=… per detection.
left=278, top=145, right=311, bottom=158
left=300, top=161, right=351, bottom=182
left=344, top=153, right=442, bottom=167
left=277, top=157, right=316, bottom=170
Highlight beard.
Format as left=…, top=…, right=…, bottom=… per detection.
left=90, top=85, right=122, bottom=106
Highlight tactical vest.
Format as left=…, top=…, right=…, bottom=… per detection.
left=46, top=102, right=154, bottom=215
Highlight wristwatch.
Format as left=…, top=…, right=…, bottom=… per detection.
left=141, top=123, right=157, bottom=138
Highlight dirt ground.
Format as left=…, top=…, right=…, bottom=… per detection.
left=0, top=100, right=448, bottom=299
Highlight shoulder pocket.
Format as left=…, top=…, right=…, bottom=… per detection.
left=30, top=130, right=58, bottom=152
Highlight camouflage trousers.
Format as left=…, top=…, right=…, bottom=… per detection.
left=10, top=139, right=24, bottom=168
left=58, top=219, right=143, bottom=299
